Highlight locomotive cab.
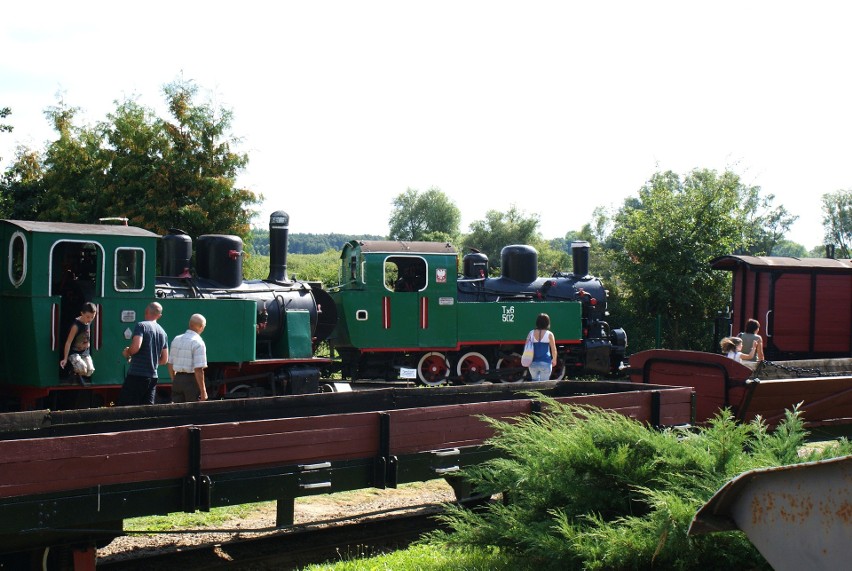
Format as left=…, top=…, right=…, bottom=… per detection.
left=0, top=220, right=161, bottom=410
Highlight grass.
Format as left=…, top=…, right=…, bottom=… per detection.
left=122, top=481, right=450, bottom=534
left=302, top=543, right=516, bottom=571
left=123, top=501, right=273, bottom=533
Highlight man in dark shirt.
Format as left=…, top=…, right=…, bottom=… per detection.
left=117, top=302, right=169, bottom=405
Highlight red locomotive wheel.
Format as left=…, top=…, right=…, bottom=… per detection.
left=417, top=352, right=450, bottom=386
left=495, top=353, right=528, bottom=383
left=456, top=351, right=490, bottom=384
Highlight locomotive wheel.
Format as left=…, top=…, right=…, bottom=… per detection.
left=227, top=384, right=252, bottom=399
left=495, top=353, right=528, bottom=383
left=417, top=352, right=450, bottom=386
left=456, top=351, right=490, bottom=384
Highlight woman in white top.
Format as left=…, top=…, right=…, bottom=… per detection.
left=527, top=313, right=558, bottom=381
left=720, top=336, right=756, bottom=363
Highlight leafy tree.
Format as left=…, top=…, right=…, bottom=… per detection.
left=387, top=187, right=461, bottom=242
left=0, top=107, right=11, bottom=134
left=822, top=189, right=852, bottom=258
left=0, top=147, right=44, bottom=219
left=462, top=206, right=541, bottom=272
left=771, top=239, right=808, bottom=258
left=610, top=169, right=759, bottom=350
left=35, top=99, right=110, bottom=223
left=0, top=106, right=11, bottom=165
left=737, top=187, right=798, bottom=256
left=0, top=81, right=259, bottom=239
left=152, top=80, right=258, bottom=237
left=809, top=244, right=833, bottom=258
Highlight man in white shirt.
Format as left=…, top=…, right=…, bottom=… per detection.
left=167, top=314, right=208, bottom=403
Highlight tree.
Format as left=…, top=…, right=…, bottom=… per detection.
left=387, top=187, right=461, bottom=242
left=0, top=81, right=260, bottom=239
left=770, top=239, right=808, bottom=258
left=0, top=107, right=11, bottom=134
left=0, top=147, right=44, bottom=219
left=0, top=106, right=11, bottom=163
left=461, top=206, right=541, bottom=272
left=737, top=187, right=798, bottom=256
left=35, top=99, right=110, bottom=223
left=0, top=106, right=14, bottom=214
left=822, top=189, right=852, bottom=258
left=610, top=169, right=758, bottom=350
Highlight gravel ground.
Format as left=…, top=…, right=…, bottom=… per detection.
left=97, top=480, right=457, bottom=564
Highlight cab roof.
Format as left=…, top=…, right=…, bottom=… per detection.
left=2, top=219, right=159, bottom=238
left=350, top=240, right=457, bottom=254
left=710, top=254, right=852, bottom=271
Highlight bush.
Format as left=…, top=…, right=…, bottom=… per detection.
left=430, top=401, right=852, bottom=570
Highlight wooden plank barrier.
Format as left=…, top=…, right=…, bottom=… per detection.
left=0, top=426, right=188, bottom=499
left=199, top=412, right=381, bottom=472
left=387, top=400, right=530, bottom=455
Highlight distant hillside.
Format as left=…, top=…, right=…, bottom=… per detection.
left=249, top=230, right=385, bottom=255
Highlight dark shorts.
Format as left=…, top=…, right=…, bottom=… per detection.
left=117, top=374, right=158, bottom=406
left=172, top=373, right=200, bottom=403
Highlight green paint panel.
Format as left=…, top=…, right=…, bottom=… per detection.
left=457, top=301, right=583, bottom=344
left=159, top=298, right=257, bottom=365
left=280, top=309, right=312, bottom=358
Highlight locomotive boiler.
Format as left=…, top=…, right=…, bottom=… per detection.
left=156, top=211, right=338, bottom=360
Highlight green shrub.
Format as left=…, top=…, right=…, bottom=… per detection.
left=429, top=400, right=852, bottom=570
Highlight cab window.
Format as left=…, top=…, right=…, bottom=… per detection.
left=115, top=248, right=145, bottom=291
left=8, top=232, right=26, bottom=287
left=385, top=256, right=427, bottom=292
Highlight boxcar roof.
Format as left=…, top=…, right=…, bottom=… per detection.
left=353, top=240, right=457, bottom=254
left=711, top=254, right=852, bottom=271
left=2, top=219, right=160, bottom=238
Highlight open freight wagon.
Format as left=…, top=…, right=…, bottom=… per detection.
left=0, top=381, right=693, bottom=569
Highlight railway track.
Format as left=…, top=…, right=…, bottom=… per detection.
left=97, top=503, right=455, bottom=570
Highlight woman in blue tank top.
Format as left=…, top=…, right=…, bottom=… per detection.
left=527, top=313, right=558, bottom=381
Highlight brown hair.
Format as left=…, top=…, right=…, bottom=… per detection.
left=720, top=336, right=742, bottom=353
left=535, top=313, right=551, bottom=330
left=745, top=319, right=760, bottom=334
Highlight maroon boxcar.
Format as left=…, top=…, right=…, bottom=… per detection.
left=711, top=255, right=852, bottom=360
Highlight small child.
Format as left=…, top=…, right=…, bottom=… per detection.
left=60, top=302, right=97, bottom=383
left=720, top=336, right=756, bottom=363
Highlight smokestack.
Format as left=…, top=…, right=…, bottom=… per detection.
left=571, top=241, right=590, bottom=277
left=267, top=211, right=290, bottom=282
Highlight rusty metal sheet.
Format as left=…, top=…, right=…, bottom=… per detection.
left=689, top=454, right=852, bottom=570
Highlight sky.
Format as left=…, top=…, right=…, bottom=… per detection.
left=3, top=2, right=852, bottom=250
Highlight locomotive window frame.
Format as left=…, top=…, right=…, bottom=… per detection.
left=114, top=247, right=146, bottom=292
left=8, top=231, right=27, bottom=288
left=384, top=255, right=428, bottom=292
left=49, top=240, right=106, bottom=298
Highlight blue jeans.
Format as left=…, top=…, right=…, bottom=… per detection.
left=528, top=362, right=552, bottom=381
